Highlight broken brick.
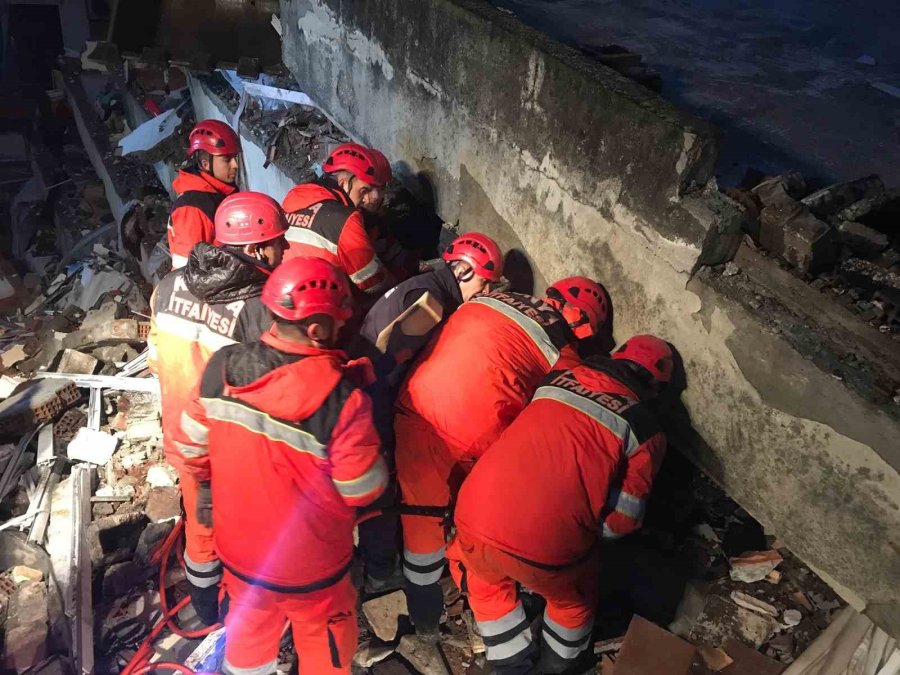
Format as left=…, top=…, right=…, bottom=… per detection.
left=0, top=379, right=79, bottom=434
left=144, top=486, right=182, bottom=523
left=728, top=550, right=783, bottom=583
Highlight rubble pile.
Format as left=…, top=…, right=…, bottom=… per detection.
left=724, top=173, right=900, bottom=333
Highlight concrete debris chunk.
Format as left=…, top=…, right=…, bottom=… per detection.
left=124, top=418, right=163, bottom=442
left=729, top=550, right=783, bottom=583
left=782, top=609, right=802, bottom=626
left=353, top=640, right=395, bottom=668
left=395, top=634, right=451, bottom=675
left=835, top=220, right=889, bottom=257
left=1, top=343, right=29, bottom=369
left=759, top=200, right=836, bottom=274
left=10, top=565, right=43, bottom=584
left=801, top=175, right=884, bottom=218
left=67, top=427, right=118, bottom=465
left=362, top=589, right=408, bottom=641
left=690, top=595, right=779, bottom=649
left=146, top=464, right=178, bottom=487
left=56, top=348, right=99, bottom=374
left=730, top=590, right=779, bottom=617
left=614, top=614, right=696, bottom=674
left=3, top=622, right=49, bottom=673
left=8, top=579, right=49, bottom=626
left=144, top=486, right=182, bottom=523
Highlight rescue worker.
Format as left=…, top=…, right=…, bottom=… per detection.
left=148, top=191, right=286, bottom=624
left=447, top=336, right=673, bottom=673
left=353, top=232, right=504, bottom=592
left=167, top=120, right=242, bottom=268
left=395, top=276, right=612, bottom=641
left=282, top=143, right=393, bottom=295
left=174, top=256, right=388, bottom=675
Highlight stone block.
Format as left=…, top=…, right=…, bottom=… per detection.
left=56, top=348, right=99, bottom=374
left=363, top=590, right=408, bottom=641
left=801, top=175, right=884, bottom=218
left=144, top=486, right=182, bottom=523
left=3, top=621, right=48, bottom=673
left=8, top=580, right=48, bottom=627
left=690, top=595, right=778, bottom=649
left=834, top=221, right=889, bottom=257
left=88, top=511, right=148, bottom=568
left=752, top=173, right=806, bottom=207
left=759, top=201, right=836, bottom=274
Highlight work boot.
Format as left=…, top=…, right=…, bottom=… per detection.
left=189, top=583, right=221, bottom=626
left=364, top=565, right=406, bottom=595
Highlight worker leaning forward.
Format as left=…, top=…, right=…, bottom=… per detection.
left=394, top=276, right=612, bottom=641
left=282, top=143, right=393, bottom=297
left=350, top=232, right=505, bottom=594
left=173, top=256, right=388, bottom=675
left=149, top=192, right=287, bottom=624
left=167, top=120, right=242, bottom=268
left=448, top=336, right=673, bottom=674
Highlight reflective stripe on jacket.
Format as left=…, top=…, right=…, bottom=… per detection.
left=395, top=290, right=578, bottom=459
left=282, top=181, right=388, bottom=294
left=454, top=359, right=665, bottom=567
left=173, top=329, right=387, bottom=591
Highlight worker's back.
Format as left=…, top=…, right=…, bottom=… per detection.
left=395, top=290, right=576, bottom=458
left=150, top=243, right=271, bottom=473
left=454, top=359, right=665, bottom=567
left=191, top=333, right=383, bottom=589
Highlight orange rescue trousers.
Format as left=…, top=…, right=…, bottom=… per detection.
left=447, top=530, right=599, bottom=673
left=221, top=571, right=358, bottom=675
left=178, top=468, right=222, bottom=625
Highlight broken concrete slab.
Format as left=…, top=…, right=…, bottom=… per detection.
left=801, top=175, right=884, bottom=219
left=835, top=220, right=889, bottom=257
left=363, top=590, right=408, bottom=642
left=691, top=595, right=779, bottom=648
left=67, top=427, right=118, bottom=465
left=56, top=348, right=100, bottom=375
left=615, top=615, right=696, bottom=674
left=395, top=634, right=451, bottom=675
left=729, top=550, right=784, bottom=584
left=144, top=486, right=181, bottom=523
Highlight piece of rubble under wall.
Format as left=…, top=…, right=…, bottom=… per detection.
left=689, top=594, right=780, bottom=649
left=759, top=201, right=836, bottom=275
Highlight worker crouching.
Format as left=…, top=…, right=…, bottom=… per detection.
left=149, top=191, right=287, bottom=624
left=394, top=276, right=611, bottom=641
left=173, top=256, right=388, bottom=674
left=447, top=335, right=674, bottom=674
left=352, top=232, right=504, bottom=593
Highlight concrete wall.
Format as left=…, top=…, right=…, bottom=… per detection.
left=277, top=0, right=900, bottom=637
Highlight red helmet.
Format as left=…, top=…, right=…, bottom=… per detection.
left=612, top=335, right=674, bottom=384
left=442, top=232, right=504, bottom=282
left=261, top=256, right=353, bottom=323
left=215, top=192, right=288, bottom=245
left=543, top=276, right=610, bottom=340
left=323, top=143, right=392, bottom=187
left=188, top=120, right=241, bottom=156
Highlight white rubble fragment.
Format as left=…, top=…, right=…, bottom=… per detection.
left=68, top=428, right=118, bottom=465
left=146, top=464, right=178, bottom=488
left=730, top=590, right=779, bottom=617
left=362, top=590, right=407, bottom=642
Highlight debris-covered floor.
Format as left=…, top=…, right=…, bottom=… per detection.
left=1, top=44, right=898, bottom=675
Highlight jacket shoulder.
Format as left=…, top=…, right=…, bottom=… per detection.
left=233, top=297, right=273, bottom=343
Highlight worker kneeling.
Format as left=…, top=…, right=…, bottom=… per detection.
left=447, top=336, right=673, bottom=674
left=149, top=192, right=287, bottom=624
left=395, top=276, right=611, bottom=640
left=173, top=257, right=388, bottom=674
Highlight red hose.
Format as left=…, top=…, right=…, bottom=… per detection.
left=120, top=520, right=220, bottom=675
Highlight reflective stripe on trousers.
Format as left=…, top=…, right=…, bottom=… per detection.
left=478, top=602, right=533, bottom=664
left=185, top=550, right=222, bottom=588
left=402, top=547, right=446, bottom=586
left=541, top=609, right=593, bottom=661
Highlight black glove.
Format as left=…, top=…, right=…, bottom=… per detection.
left=196, top=481, right=213, bottom=528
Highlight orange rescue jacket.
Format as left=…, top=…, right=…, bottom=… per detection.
left=166, top=169, right=237, bottom=268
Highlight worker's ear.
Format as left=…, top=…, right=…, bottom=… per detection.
left=306, top=320, right=332, bottom=345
